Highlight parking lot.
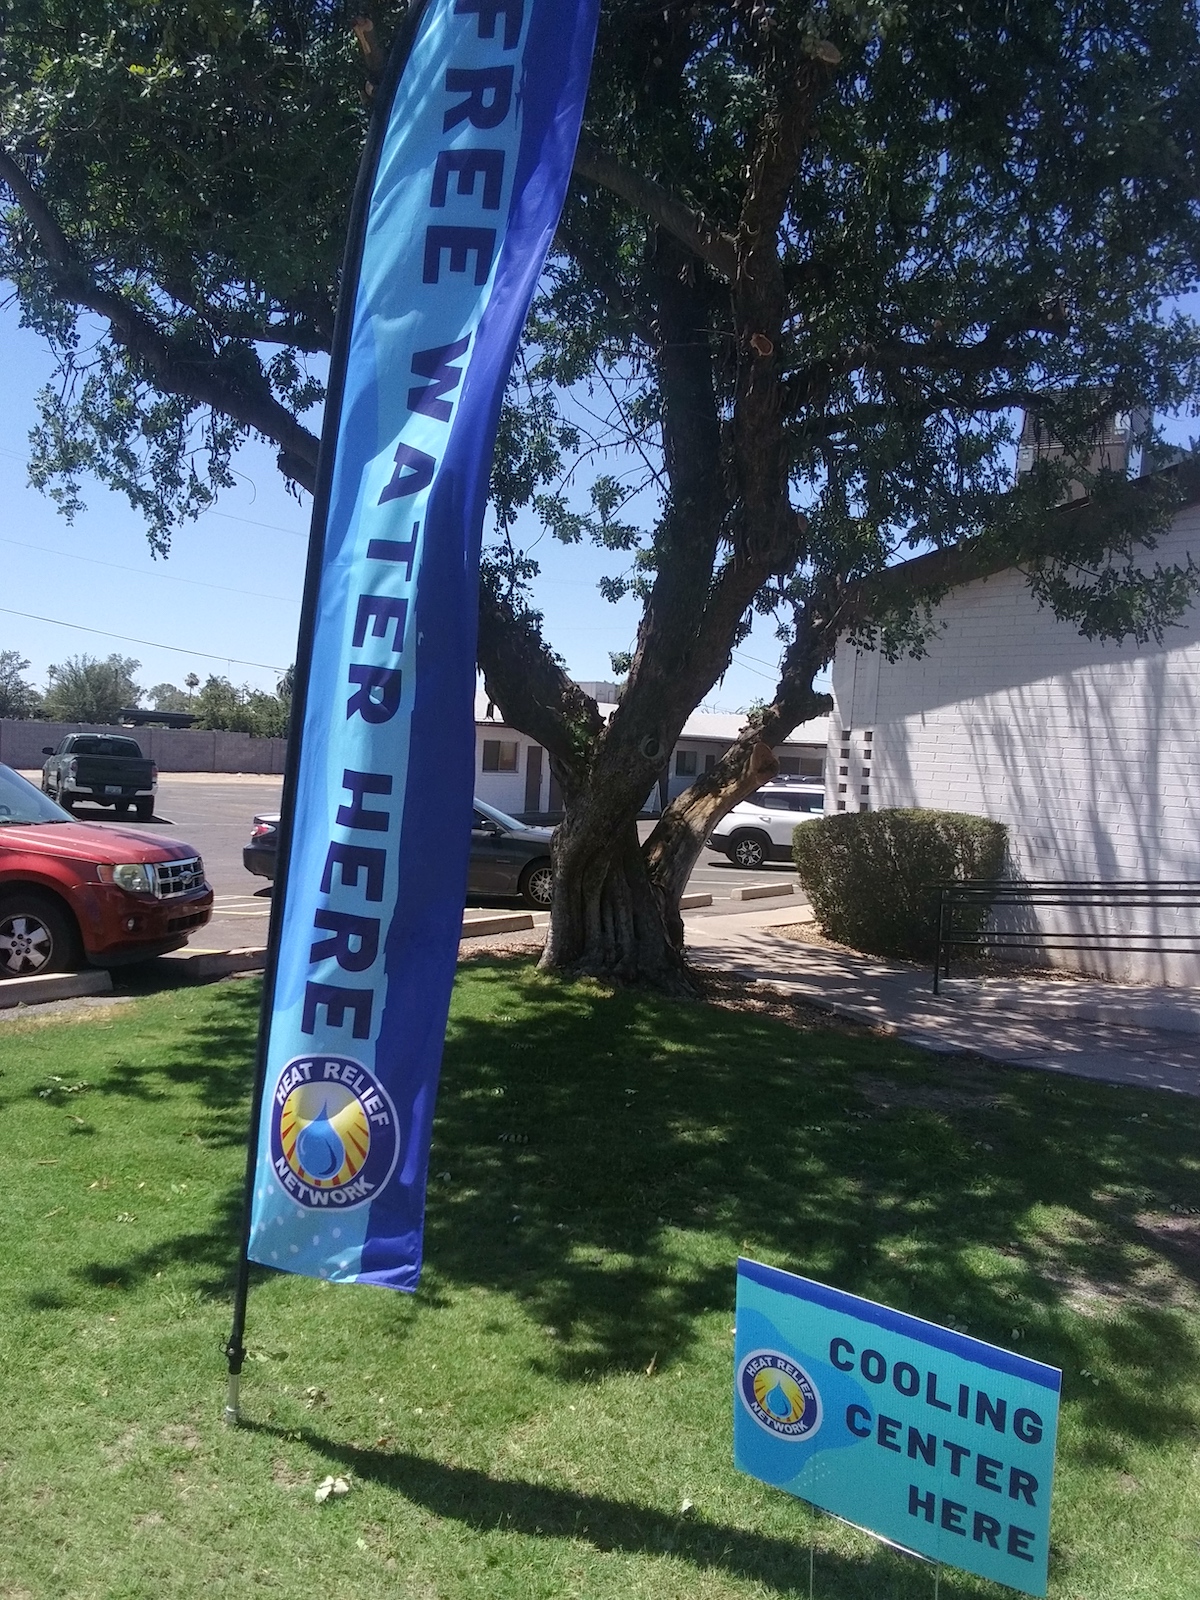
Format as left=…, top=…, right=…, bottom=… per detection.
left=22, top=772, right=800, bottom=953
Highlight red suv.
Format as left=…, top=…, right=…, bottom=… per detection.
left=0, top=763, right=213, bottom=978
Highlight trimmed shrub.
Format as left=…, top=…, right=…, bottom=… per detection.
left=792, top=808, right=1008, bottom=961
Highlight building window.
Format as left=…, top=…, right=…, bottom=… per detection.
left=675, top=749, right=698, bottom=777
left=799, top=756, right=824, bottom=779
left=776, top=755, right=800, bottom=775
left=840, top=747, right=850, bottom=759
left=704, top=752, right=717, bottom=773
left=837, top=801, right=846, bottom=811
left=841, top=729, right=851, bottom=740
left=839, top=766, right=848, bottom=776
left=863, top=730, right=873, bottom=744
left=860, top=785, right=870, bottom=797
left=837, top=783, right=847, bottom=794
left=482, top=739, right=519, bottom=772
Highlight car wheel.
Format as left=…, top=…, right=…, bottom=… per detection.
left=135, top=798, right=154, bottom=821
left=729, top=831, right=769, bottom=869
left=519, top=859, right=554, bottom=909
left=0, top=892, right=82, bottom=979
left=58, top=790, right=76, bottom=813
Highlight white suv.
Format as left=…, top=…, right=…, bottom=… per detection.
left=706, top=782, right=825, bottom=868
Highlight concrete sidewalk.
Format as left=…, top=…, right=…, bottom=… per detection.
left=686, top=910, right=1200, bottom=1097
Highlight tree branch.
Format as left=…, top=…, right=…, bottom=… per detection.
left=159, top=279, right=333, bottom=354
left=0, top=149, right=321, bottom=489
left=781, top=308, right=1070, bottom=414
left=641, top=591, right=834, bottom=933
left=738, top=54, right=840, bottom=286
left=475, top=585, right=601, bottom=794
left=573, top=140, right=738, bottom=281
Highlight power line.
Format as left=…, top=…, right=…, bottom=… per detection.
left=734, top=647, right=787, bottom=671
left=205, top=508, right=309, bottom=538
left=731, top=651, right=781, bottom=682
left=0, top=606, right=289, bottom=673
left=0, top=534, right=300, bottom=605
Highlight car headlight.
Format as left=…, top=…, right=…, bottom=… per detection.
left=98, top=862, right=157, bottom=895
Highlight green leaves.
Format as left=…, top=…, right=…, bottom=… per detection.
left=533, top=478, right=640, bottom=554
left=42, top=652, right=143, bottom=722
left=188, top=671, right=291, bottom=735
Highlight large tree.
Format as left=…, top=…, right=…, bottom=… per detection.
left=42, top=652, right=142, bottom=722
left=3, top=1, right=1200, bottom=986
left=0, top=650, right=40, bottom=719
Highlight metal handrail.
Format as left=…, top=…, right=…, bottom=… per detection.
left=931, top=878, right=1200, bottom=993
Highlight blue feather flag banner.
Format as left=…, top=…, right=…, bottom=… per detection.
left=246, top=0, right=599, bottom=1289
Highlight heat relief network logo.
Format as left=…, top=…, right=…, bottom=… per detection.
left=269, top=1055, right=400, bottom=1209
left=738, top=1349, right=824, bottom=1440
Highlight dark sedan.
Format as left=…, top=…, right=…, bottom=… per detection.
left=244, top=798, right=555, bottom=908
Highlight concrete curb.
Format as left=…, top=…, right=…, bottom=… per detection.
left=729, top=881, right=795, bottom=902
left=161, top=947, right=268, bottom=979
left=461, top=911, right=536, bottom=938
left=680, top=892, right=713, bottom=909
left=0, top=969, right=114, bottom=1008
left=155, top=911, right=537, bottom=984
left=688, top=904, right=813, bottom=935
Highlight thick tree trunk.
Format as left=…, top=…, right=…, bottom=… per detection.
left=539, top=790, right=693, bottom=992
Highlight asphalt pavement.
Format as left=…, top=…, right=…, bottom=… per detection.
left=21, top=772, right=801, bottom=952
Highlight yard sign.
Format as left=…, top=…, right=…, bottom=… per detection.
left=734, top=1258, right=1060, bottom=1597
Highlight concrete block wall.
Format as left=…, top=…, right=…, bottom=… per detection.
left=0, top=719, right=288, bottom=774
left=830, top=500, right=1200, bottom=983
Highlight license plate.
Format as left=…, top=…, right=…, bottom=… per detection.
left=103, top=785, right=121, bottom=796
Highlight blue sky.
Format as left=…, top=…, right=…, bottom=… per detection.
left=1, top=295, right=1194, bottom=716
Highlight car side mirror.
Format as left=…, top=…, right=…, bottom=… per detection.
left=42, top=747, right=54, bottom=755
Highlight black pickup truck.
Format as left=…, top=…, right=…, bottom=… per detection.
left=41, top=734, right=158, bottom=819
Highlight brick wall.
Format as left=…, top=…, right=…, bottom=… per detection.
left=830, top=500, right=1200, bottom=983
left=0, top=719, right=288, bottom=774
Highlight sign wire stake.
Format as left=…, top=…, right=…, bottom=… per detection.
left=808, top=1538, right=814, bottom=1599
left=933, top=1561, right=940, bottom=1600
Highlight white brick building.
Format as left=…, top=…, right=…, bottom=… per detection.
left=829, top=493, right=1200, bottom=983
left=474, top=683, right=828, bottom=819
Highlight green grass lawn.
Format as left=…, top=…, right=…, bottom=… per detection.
left=2, top=959, right=1199, bottom=1599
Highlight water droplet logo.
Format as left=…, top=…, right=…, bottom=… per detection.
left=738, top=1350, right=822, bottom=1440
left=762, top=1377, right=798, bottom=1419
left=269, top=1055, right=400, bottom=1210
left=295, top=1103, right=346, bottom=1180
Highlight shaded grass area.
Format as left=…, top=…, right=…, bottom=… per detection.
left=2, top=959, right=1199, bottom=1598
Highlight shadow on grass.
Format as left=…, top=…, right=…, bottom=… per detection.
left=54, top=976, right=263, bottom=1142
left=249, top=1420, right=906, bottom=1598
left=62, top=955, right=1200, bottom=1456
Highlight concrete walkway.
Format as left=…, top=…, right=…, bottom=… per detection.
left=685, top=908, right=1200, bottom=1097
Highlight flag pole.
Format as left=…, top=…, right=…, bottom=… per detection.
left=221, top=2, right=431, bottom=1426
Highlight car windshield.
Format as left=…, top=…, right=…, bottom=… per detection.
left=474, top=798, right=524, bottom=832
left=0, top=764, right=72, bottom=825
